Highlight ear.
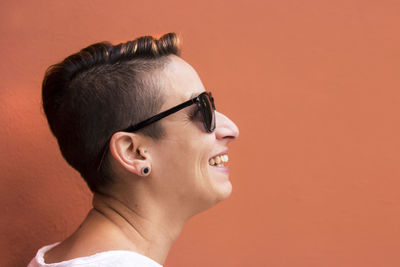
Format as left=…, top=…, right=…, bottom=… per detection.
left=109, top=132, right=151, bottom=177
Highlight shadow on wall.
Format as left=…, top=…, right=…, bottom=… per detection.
left=4, top=169, right=91, bottom=266
left=0, top=99, right=91, bottom=266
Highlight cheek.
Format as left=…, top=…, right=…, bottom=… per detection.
left=154, top=139, right=203, bottom=178
left=153, top=122, right=216, bottom=184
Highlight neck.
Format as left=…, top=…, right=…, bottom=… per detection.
left=91, top=192, right=185, bottom=265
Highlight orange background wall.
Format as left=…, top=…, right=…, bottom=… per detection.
left=1, top=0, right=400, bottom=266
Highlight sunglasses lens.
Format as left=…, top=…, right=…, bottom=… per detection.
left=199, top=93, right=215, bottom=132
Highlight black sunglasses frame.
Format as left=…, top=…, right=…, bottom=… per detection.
left=96, top=92, right=216, bottom=171
left=123, top=91, right=215, bottom=133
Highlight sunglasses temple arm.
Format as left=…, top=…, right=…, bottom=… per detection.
left=124, top=98, right=197, bottom=132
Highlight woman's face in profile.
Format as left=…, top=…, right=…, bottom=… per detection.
left=148, top=55, right=239, bottom=213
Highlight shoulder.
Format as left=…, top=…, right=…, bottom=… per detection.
left=28, top=243, right=162, bottom=267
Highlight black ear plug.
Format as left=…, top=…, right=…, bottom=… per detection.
left=142, top=167, right=150, bottom=175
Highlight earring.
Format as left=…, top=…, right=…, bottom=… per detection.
left=141, top=166, right=150, bottom=176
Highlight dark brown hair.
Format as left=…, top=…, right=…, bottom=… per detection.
left=42, top=33, right=181, bottom=192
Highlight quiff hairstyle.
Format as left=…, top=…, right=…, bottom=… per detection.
left=42, top=33, right=181, bottom=192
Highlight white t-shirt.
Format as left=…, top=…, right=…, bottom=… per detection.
left=28, top=242, right=163, bottom=267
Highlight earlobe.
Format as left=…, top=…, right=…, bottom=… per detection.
left=109, top=132, right=152, bottom=177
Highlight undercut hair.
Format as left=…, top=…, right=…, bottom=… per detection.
left=42, top=33, right=181, bottom=192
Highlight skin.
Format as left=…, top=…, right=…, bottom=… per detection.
left=44, top=55, right=239, bottom=265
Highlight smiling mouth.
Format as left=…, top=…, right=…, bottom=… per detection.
left=209, top=154, right=229, bottom=167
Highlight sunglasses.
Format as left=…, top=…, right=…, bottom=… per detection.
left=123, top=91, right=216, bottom=133
left=97, top=91, right=216, bottom=170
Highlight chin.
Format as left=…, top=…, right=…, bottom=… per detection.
left=214, top=180, right=233, bottom=202
left=192, top=184, right=232, bottom=216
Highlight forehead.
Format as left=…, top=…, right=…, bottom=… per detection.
left=160, top=55, right=205, bottom=105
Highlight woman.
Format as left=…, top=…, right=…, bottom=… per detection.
left=29, top=32, right=239, bottom=266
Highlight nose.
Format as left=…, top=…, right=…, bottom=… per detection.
left=214, top=111, right=239, bottom=141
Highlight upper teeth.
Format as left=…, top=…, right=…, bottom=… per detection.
left=209, top=154, right=229, bottom=166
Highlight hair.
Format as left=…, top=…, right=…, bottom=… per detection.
left=42, top=33, right=181, bottom=193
